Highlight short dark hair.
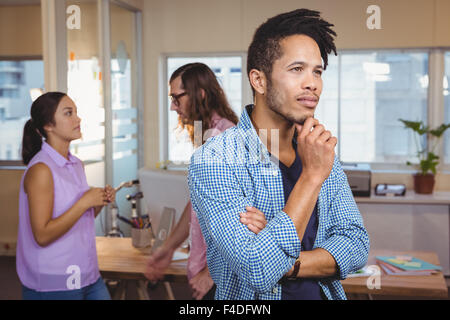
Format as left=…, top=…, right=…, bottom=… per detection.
left=247, top=9, right=337, bottom=93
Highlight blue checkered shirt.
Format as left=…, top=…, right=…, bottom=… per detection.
left=188, top=105, right=370, bottom=300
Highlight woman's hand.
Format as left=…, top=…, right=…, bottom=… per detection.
left=81, top=187, right=108, bottom=210
left=239, top=206, right=267, bottom=234
left=104, top=184, right=115, bottom=203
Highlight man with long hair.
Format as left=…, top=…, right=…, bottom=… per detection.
left=169, top=63, right=239, bottom=148
left=188, top=9, right=369, bottom=300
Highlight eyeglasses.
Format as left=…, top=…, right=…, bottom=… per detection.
left=169, top=92, right=187, bottom=107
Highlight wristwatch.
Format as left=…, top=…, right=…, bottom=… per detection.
left=288, top=258, right=301, bottom=280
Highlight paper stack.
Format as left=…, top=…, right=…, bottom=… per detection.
left=375, top=255, right=442, bottom=276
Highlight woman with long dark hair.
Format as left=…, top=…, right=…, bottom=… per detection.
left=16, top=92, right=114, bottom=300
left=144, top=63, right=267, bottom=299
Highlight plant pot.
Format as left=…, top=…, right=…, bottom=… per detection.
left=413, top=173, right=435, bottom=194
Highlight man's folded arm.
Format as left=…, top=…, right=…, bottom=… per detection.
left=317, top=163, right=370, bottom=280
left=188, top=153, right=301, bottom=293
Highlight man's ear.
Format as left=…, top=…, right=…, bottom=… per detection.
left=248, top=69, right=267, bottom=96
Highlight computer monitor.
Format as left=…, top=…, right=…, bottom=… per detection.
left=138, top=168, right=190, bottom=235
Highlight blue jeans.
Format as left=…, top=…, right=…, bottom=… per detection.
left=22, top=277, right=111, bottom=300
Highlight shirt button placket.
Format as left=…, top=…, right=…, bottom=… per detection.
left=68, top=164, right=81, bottom=187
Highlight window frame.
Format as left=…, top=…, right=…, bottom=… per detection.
left=0, top=55, right=44, bottom=168
left=334, top=48, right=432, bottom=171
left=442, top=50, right=450, bottom=169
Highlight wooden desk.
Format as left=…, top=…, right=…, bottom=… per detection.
left=96, top=236, right=188, bottom=299
left=96, top=238, right=448, bottom=299
left=354, top=192, right=450, bottom=276
left=96, top=236, right=187, bottom=282
left=341, top=250, right=448, bottom=299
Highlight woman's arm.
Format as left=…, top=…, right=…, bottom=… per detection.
left=24, top=163, right=108, bottom=247
left=94, top=206, right=103, bottom=218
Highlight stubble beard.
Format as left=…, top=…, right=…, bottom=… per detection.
left=265, top=78, right=314, bottom=126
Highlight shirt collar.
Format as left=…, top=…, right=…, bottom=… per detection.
left=237, top=104, right=272, bottom=164
left=41, top=141, right=77, bottom=167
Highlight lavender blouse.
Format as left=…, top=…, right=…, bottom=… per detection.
left=16, top=142, right=100, bottom=291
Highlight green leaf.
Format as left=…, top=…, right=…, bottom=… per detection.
left=429, top=123, right=450, bottom=137
left=419, top=152, right=440, bottom=174
left=398, top=119, right=428, bottom=135
left=399, top=120, right=448, bottom=175
left=428, top=152, right=439, bottom=161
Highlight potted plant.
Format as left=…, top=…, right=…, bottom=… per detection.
left=399, top=119, right=450, bottom=194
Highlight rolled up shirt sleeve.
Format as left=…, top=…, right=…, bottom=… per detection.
left=317, top=160, right=370, bottom=280
left=188, top=148, right=301, bottom=293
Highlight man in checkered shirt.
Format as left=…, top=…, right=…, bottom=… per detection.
left=188, top=9, right=370, bottom=300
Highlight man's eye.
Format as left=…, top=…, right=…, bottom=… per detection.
left=315, top=70, right=323, bottom=76
left=291, top=66, right=302, bottom=72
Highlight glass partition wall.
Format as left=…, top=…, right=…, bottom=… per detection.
left=64, top=0, right=142, bottom=236
left=66, top=0, right=106, bottom=235
left=109, top=2, right=140, bottom=236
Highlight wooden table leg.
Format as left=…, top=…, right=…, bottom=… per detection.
left=113, top=280, right=127, bottom=300
left=164, top=281, right=175, bottom=300
left=136, top=280, right=150, bottom=300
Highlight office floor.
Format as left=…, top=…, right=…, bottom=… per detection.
left=1, top=256, right=449, bottom=300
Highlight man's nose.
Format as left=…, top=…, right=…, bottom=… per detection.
left=302, top=72, right=318, bottom=92
left=170, top=101, right=178, bottom=111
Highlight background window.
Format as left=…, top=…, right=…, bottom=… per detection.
left=315, top=54, right=339, bottom=146
left=317, top=51, right=428, bottom=164
left=162, top=51, right=432, bottom=168
left=0, top=60, right=44, bottom=161
left=166, top=56, right=242, bottom=163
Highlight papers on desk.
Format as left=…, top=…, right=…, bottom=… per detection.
left=347, top=255, right=442, bottom=277
left=173, top=251, right=189, bottom=261
left=376, top=255, right=441, bottom=276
